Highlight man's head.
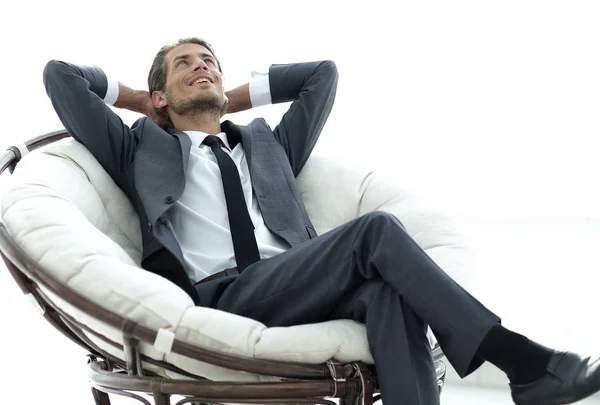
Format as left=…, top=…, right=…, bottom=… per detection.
left=148, top=37, right=227, bottom=124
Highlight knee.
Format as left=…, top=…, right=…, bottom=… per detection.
left=360, top=211, right=405, bottom=230
left=351, top=211, right=407, bottom=252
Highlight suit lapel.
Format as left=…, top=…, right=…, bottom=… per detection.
left=168, top=128, right=192, bottom=173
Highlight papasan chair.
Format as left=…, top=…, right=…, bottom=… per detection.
left=0, top=130, right=472, bottom=405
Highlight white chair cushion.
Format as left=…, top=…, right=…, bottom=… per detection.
left=0, top=138, right=472, bottom=382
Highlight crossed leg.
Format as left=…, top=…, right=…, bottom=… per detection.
left=196, top=211, right=500, bottom=404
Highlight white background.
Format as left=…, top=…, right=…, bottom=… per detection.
left=1, top=1, right=600, bottom=404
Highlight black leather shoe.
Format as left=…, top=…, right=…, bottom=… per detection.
left=510, top=351, right=600, bottom=405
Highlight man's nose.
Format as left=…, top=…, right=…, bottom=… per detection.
left=192, top=58, right=209, bottom=71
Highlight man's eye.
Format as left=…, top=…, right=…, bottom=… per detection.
left=205, top=59, right=215, bottom=65
left=177, top=60, right=187, bottom=67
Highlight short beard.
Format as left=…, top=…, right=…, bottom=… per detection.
left=166, top=92, right=227, bottom=120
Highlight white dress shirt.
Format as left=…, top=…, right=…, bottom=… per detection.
left=104, top=72, right=289, bottom=282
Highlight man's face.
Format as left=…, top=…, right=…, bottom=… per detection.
left=156, top=43, right=226, bottom=118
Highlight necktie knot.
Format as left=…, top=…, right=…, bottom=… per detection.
left=202, top=135, right=222, bottom=148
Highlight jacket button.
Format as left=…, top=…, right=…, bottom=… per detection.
left=147, top=223, right=152, bottom=233
left=164, top=196, right=174, bottom=204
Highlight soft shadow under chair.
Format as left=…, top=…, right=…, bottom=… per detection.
left=0, top=130, right=472, bottom=405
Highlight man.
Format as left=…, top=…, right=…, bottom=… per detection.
left=43, top=37, right=600, bottom=405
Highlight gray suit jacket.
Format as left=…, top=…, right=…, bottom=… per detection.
left=43, top=59, right=338, bottom=304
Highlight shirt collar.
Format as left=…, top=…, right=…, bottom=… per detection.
left=184, top=130, right=231, bottom=151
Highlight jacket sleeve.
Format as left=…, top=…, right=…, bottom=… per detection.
left=43, top=60, right=139, bottom=184
left=268, top=60, right=338, bottom=176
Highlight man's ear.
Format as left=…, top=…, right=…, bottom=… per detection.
left=221, top=75, right=228, bottom=103
left=151, top=91, right=168, bottom=109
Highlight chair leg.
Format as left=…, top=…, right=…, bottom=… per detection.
left=91, top=387, right=111, bottom=405
left=436, top=360, right=447, bottom=394
left=152, top=393, right=171, bottom=405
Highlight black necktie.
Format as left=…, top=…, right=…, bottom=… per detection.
left=202, top=135, right=260, bottom=271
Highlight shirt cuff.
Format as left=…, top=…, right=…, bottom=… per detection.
left=103, top=72, right=119, bottom=106
left=249, top=72, right=271, bottom=107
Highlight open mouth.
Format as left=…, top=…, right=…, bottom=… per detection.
left=189, top=76, right=214, bottom=87
left=192, top=78, right=211, bottom=86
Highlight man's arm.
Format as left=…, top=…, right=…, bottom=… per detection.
left=268, top=61, right=339, bottom=176
left=43, top=61, right=141, bottom=182
left=224, top=83, right=251, bottom=114
left=113, top=84, right=152, bottom=115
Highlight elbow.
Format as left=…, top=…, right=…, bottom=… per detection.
left=320, top=60, right=338, bottom=78
left=42, top=59, right=71, bottom=91
left=42, top=59, right=62, bottom=89
left=319, top=60, right=339, bottom=92
left=43, top=59, right=62, bottom=80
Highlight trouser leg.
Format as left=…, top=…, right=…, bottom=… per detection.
left=196, top=211, right=499, bottom=378
left=331, top=279, right=439, bottom=405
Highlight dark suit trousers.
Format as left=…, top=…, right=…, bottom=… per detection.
left=195, top=211, right=501, bottom=405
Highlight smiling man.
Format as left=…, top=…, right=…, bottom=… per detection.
left=43, top=37, right=600, bottom=405
left=149, top=43, right=229, bottom=131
